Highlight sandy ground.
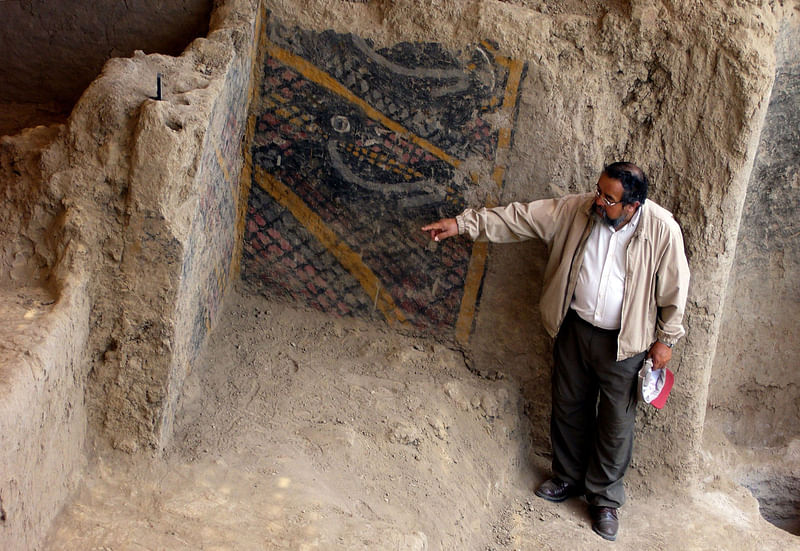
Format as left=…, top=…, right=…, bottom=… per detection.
left=43, top=286, right=798, bottom=550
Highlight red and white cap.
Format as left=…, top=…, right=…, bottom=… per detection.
left=638, top=358, right=674, bottom=409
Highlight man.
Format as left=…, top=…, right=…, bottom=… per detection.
left=421, top=162, right=690, bottom=541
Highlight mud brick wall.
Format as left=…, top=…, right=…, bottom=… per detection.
left=241, top=16, right=525, bottom=342
left=90, top=5, right=264, bottom=451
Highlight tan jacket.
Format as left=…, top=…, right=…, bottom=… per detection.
left=456, top=193, right=690, bottom=360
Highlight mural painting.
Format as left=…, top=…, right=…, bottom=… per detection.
left=242, top=17, right=525, bottom=342
left=178, top=51, right=252, bottom=362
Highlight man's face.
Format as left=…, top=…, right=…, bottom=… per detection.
left=593, top=174, right=638, bottom=229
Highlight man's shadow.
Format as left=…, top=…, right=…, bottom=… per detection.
left=466, top=239, right=555, bottom=485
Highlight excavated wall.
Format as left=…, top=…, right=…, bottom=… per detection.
left=0, top=1, right=260, bottom=547
left=708, top=13, right=800, bottom=535
left=91, top=3, right=260, bottom=453
left=0, top=0, right=798, bottom=548
left=240, top=19, right=522, bottom=337
left=0, top=0, right=212, bottom=135
left=710, top=13, right=800, bottom=450
left=0, top=126, right=91, bottom=551
left=257, top=0, right=786, bottom=485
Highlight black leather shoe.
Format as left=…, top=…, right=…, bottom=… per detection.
left=590, top=506, right=619, bottom=541
left=534, top=477, right=583, bottom=502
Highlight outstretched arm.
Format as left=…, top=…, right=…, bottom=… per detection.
left=421, top=218, right=458, bottom=242
left=423, top=195, right=581, bottom=245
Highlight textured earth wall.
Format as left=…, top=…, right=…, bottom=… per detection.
left=259, top=0, right=787, bottom=483
left=0, top=126, right=92, bottom=550
left=83, top=1, right=261, bottom=453
left=0, top=0, right=798, bottom=548
left=0, top=2, right=259, bottom=547
left=710, top=14, right=800, bottom=449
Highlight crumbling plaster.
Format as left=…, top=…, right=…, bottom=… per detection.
left=1, top=1, right=259, bottom=547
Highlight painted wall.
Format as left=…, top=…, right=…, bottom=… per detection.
left=241, top=16, right=525, bottom=343
left=165, top=27, right=256, bottom=442
left=175, top=38, right=252, bottom=372
left=238, top=1, right=785, bottom=484
left=0, top=10, right=792, bottom=547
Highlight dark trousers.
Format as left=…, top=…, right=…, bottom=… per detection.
left=551, top=309, right=646, bottom=508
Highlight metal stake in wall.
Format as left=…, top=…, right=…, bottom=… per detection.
left=155, top=73, right=163, bottom=101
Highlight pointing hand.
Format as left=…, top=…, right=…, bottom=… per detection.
left=421, top=218, right=458, bottom=242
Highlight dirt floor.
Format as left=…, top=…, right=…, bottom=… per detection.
left=43, top=286, right=798, bottom=550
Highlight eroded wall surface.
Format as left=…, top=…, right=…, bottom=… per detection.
left=166, top=18, right=257, bottom=444
left=1, top=3, right=259, bottom=547
left=0, top=127, right=91, bottom=551
left=252, top=0, right=786, bottom=483
left=710, top=13, right=800, bottom=449
left=89, top=3, right=261, bottom=451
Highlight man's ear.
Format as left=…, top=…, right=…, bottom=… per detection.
left=627, top=201, right=641, bottom=212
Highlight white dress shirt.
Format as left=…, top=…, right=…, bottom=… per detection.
left=571, top=208, right=642, bottom=330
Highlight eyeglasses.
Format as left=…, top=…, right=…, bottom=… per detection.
left=595, top=187, right=621, bottom=207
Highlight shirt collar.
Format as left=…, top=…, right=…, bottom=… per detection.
left=613, top=204, right=642, bottom=234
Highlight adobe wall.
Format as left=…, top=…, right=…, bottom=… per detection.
left=165, top=4, right=260, bottom=445
left=81, top=0, right=262, bottom=452
left=710, top=12, right=800, bottom=449
left=0, top=126, right=92, bottom=550
left=1, top=0, right=797, bottom=547
left=0, top=1, right=259, bottom=547
left=254, top=0, right=790, bottom=485
left=465, top=0, right=782, bottom=482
